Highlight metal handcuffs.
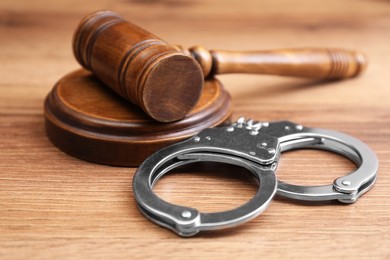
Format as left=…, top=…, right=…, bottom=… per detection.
left=133, top=118, right=378, bottom=237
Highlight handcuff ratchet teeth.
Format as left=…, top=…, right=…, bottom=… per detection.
left=133, top=118, right=378, bottom=237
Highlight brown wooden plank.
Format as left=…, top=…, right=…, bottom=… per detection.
left=0, top=0, right=389, bottom=259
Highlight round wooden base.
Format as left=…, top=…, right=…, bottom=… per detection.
left=44, top=69, right=232, bottom=166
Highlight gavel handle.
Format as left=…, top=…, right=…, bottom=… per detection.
left=176, top=46, right=367, bottom=79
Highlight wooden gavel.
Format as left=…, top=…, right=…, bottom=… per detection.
left=73, top=10, right=367, bottom=122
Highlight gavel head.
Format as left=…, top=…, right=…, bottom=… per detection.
left=73, top=11, right=204, bottom=122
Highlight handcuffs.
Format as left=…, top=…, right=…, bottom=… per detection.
left=133, top=118, right=378, bottom=237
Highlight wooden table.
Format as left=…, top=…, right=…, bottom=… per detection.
left=1, top=0, right=389, bottom=259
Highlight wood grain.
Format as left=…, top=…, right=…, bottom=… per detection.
left=181, top=45, right=367, bottom=79
left=0, top=0, right=389, bottom=259
left=73, top=10, right=204, bottom=122
left=73, top=10, right=366, bottom=122
left=44, top=69, right=231, bottom=166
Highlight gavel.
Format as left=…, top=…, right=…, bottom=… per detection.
left=73, top=10, right=367, bottom=122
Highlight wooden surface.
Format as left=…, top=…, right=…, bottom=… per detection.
left=1, top=0, right=389, bottom=259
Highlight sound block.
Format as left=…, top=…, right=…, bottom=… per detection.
left=44, top=69, right=231, bottom=166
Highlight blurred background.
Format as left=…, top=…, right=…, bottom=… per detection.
left=2, top=0, right=389, bottom=111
